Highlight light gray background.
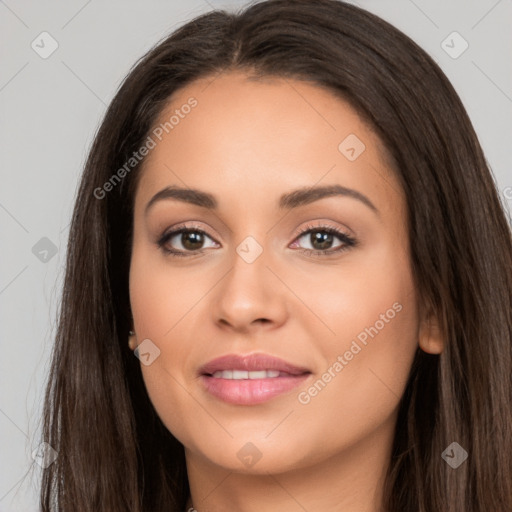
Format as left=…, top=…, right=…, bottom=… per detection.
left=1, top=0, right=511, bottom=510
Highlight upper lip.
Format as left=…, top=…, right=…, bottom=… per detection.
left=199, top=353, right=311, bottom=376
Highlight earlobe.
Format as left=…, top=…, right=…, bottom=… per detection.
left=128, top=330, right=137, bottom=351
left=419, top=313, right=444, bottom=354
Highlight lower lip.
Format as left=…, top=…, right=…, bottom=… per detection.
left=200, top=374, right=311, bottom=405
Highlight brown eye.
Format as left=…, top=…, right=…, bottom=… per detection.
left=157, top=227, right=218, bottom=257
left=305, top=230, right=336, bottom=251
left=179, top=231, right=205, bottom=251
left=292, top=225, right=357, bottom=256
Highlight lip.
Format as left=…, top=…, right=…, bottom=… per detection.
left=199, top=353, right=312, bottom=405
left=199, top=353, right=310, bottom=376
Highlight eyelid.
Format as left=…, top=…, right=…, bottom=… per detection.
left=159, top=220, right=351, bottom=241
left=292, top=220, right=353, bottom=239
left=159, top=221, right=217, bottom=239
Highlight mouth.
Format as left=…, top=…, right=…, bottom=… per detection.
left=199, top=353, right=312, bottom=405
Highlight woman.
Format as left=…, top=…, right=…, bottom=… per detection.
left=40, top=0, right=512, bottom=510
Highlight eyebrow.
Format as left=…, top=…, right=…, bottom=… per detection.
left=144, top=184, right=379, bottom=216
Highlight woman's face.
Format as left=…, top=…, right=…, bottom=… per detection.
left=129, top=71, right=427, bottom=474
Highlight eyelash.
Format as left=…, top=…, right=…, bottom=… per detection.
left=156, top=222, right=357, bottom=258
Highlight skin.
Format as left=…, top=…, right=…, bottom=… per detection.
left=128, top=71, right=444, bottom=512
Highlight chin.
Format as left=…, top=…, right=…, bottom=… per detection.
left=190, top=438, right=311, bottom=475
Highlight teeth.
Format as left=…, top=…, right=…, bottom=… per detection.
left=247, top=370, right=267, bottom=379
left=211, top=369, right=283, bottom=379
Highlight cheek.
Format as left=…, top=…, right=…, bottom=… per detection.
left=286, top=297, right=418, bottom=470
left=331, top=245, right=418, bottom=399
left=129, top=241, right=205, bottom=337
left=129, top=246, right=212, bottom=444
left=284, top=230, right=415, bottom=351
left=293, top=262, right=418, bottom=451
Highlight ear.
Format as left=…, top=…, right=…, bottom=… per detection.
left=418, top=309, right=444, bottom=354
left=128, top=331, right=137, bottom=351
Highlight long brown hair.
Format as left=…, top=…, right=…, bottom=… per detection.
left=39, top=0, right=512, bottom=510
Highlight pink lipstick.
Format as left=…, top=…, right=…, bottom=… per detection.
left=199, top=353, right=311, bottom=405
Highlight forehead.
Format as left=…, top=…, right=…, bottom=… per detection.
left=134, top=71, right=402, bottom=219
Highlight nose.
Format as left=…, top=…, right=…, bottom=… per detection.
left=212, top=240, right=289, bottom=334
